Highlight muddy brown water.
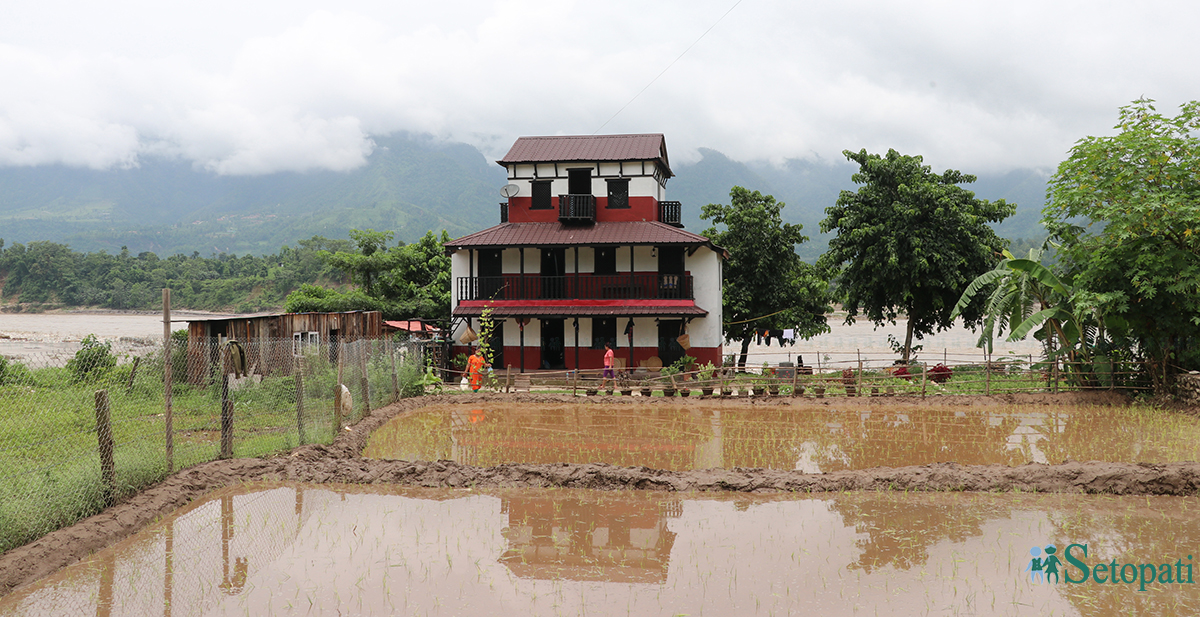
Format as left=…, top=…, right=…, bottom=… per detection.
left=2, top=482, right=1197, bottom=617
left=5, top=393, right=1200, bottom=615
left=362, top=401, right=1200, bottom=471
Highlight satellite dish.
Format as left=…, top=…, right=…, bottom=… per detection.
left=500, top=184, right=520, bottom=198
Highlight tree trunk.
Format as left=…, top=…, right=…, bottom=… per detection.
left=903, top=318, right=915, bottom=364
left=738, top=337, right=752, bottom=371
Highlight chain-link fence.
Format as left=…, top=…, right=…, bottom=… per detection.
left=0, top=334, right=434, bottom=553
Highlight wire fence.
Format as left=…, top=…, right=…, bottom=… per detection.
left=0, top=334, right=434, bottom=553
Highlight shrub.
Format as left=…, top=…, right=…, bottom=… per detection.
left=66, top=334, right=118, bottom=383
left=930, top=363, right=953, bottom=383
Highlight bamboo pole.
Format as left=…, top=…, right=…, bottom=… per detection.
left=856, top=349, right=862, bottom=397
left=388, top=338, right=399, bottom=403
left=921, top=363, right=927, bottom=398
left=985, top=350, right=991, bottom=396
left=220, top=348, right=234, bottom=459
left=295, top=356, right=306, bottom=445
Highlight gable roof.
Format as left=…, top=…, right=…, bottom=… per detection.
left=498, top=134, right=672, bottom=177
left=445, top=221, right=723, bottom=253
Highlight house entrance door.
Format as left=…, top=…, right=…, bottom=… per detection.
left=657, top=320, right=685, bottom=368
left=541, top=319, right=565, bottom=369
left=540, top=249, right=566, bottom=299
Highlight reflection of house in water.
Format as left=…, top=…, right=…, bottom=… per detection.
left=447, top=405, right=724, bottom=471
left=499, top=493, right=681, bottom=584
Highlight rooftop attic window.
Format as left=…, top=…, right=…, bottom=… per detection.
left=531, top=181, right=552, bottom=210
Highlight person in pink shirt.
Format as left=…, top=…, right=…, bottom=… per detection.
left=602, top=341, right=615, bottom=390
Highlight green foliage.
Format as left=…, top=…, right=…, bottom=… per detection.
left=0, top=356, right=30, bottom=385
left=0, top=234, right=348, bottom=312
left=66, top=334, right=118, bottom=383
left=1043, top=98, right=1200, bottom=382
left=701, top=186, right=832, bottom=367
left=284, top=229, right=451, bottom=320
left=820, top=148, right=1015, bottom=362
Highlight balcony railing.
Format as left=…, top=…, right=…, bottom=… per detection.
left=658, top=201, right=682, bottom=227
left=459, top=273, right=693, bottom=301
left=499, top=202, right=509, bottom=223
left=558, top=194, right=596, bottom=223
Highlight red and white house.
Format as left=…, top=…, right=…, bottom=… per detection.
left=445, top=133, right=725, bottom=373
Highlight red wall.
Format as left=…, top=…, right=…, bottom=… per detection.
left=507, top=196, right=660, bottom=223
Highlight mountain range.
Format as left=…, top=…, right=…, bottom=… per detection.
left=0, top=134, right=1050, bottom=260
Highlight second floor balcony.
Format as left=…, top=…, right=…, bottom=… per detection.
left=558, top=194, right=596, bottom=223
left=459, top=273, right=694, bottom=302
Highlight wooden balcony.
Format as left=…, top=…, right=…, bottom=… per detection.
left=458, top=273, right=693, bottom=301
left=558, top=194, right=596, bottom=223
left=658, top=201, right=682, bottom=227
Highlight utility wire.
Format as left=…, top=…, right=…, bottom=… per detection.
left=593, top=0, right=744, bottom=134
left=724, top=307, right=791, bottom=326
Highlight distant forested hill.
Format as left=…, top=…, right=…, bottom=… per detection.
left=0, top=133, right=507, bottom=256
left=0, top=134, right=1048, bottom=262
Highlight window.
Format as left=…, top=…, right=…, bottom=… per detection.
left=592, top=318, right=616, bottom=349
left=292, top=331, right=319, bottom=355
left=594, top=247, right=617, bottom=275
left=606, top=179, right=630, bottom=209
left=531, top=181, right=552, bottom=210
left=568, top=168, right=592, bottom=195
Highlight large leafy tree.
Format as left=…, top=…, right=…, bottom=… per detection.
left=820, top=149, right=1015, bottom=362
left=701, top=186, right=831, bottom=368
left=1043, top=98, right=1200, bottom=383
left=285, top=229, right=451, bottom=320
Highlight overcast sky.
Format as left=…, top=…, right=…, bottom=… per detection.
left=1, top=0, right=1195, bottom=176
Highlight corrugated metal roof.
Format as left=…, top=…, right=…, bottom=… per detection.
left=498, top=134, right=671, bottom=176
left=453, top=305, right=707, bottom=318
left=446, top=221, right=720, bottom=250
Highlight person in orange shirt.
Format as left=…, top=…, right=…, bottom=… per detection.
left=467, top=347, right=490, bottom=392
left=601, top=341, right=615, bottom=390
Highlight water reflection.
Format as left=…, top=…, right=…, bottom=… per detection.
left=499, top=493, right=679, bottom=584
left=363, top=403, right=1200, bottom=471
left=4, top=484, right=1200, bottom=616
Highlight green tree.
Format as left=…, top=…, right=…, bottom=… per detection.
left=285, top=229, right=452, bottom=321
left=820, top=149, right=1015, bottom=362
left=1043, top=98, right=1200, bottom=383
left=701, top=186, right=831, bottom=368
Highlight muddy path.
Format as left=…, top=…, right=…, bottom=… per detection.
left=2, top=391, right=1195, bottom=595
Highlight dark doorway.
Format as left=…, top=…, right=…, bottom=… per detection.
left=541, top=319, right=565, bottom=369
left=658, top=320, right=686, bottom=368
left=657, top=246, right=685, bottom=299
left=540, top=248, right=566, bottom=299
left=478, top=249, right=504, bottom=300
left=568, top=168, right=592, bottom=195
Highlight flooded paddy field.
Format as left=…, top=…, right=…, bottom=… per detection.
left=3, top=482, right=1197, bottom=617
left=4, top=393, right=1200, bottom=616
left=363, top=400, right=1200, bottom=471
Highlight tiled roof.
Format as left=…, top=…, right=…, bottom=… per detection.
left=453, top=305, right=707, bottom=318
left=498, top=134, right=671, bottom=176
left=446, top=222, right=721, bottom=251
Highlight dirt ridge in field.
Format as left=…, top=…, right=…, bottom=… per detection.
left=1, top=390, right=1192, bottom=596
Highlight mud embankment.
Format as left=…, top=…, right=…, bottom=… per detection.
left=2, top=391, right=1195, bottom=595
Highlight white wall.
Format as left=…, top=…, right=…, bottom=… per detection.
left=688, top=247, right=724, bottom=349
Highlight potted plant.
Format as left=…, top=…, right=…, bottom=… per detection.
left=660, top=364, right=679, bottom=397
left=639, top=379, right=654, bottom=398
left=617, top=372, right=633, bottom=397
left=842, top=368, right=857, bottom=396
left=696, top=361, right=718, bottom=397
left=813, top=384, right=825, bottom=398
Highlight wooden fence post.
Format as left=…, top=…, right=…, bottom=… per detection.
left=791, top=362, right=798, bottom=397
left=95, top=389, right=115, bottom=507
left=220, top=359, right=234, bottom=460
left=359, top=339, right=370, bottom=419
left=388, top=338, right=399, bottom=403
left=334, top=340, right=345, bottom=434
left=985, top=350, right=991, bottom=396
left=295, top=355, right=306, bottom=445
left=163, top=288, right=173, bottom=473
left=921, top=364, right=927, bottom=399
left=856, top=350, right=862, bottom=397
left=506, top=365, right=512, bottom=393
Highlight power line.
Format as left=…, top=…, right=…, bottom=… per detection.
left=593, top=0, right=744, bottom=134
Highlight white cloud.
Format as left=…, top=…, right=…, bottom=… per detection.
left=0, top=0, right=1197, bottom=175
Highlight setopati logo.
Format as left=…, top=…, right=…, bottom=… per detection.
left=1026, top=544, right=1194, bottom=591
